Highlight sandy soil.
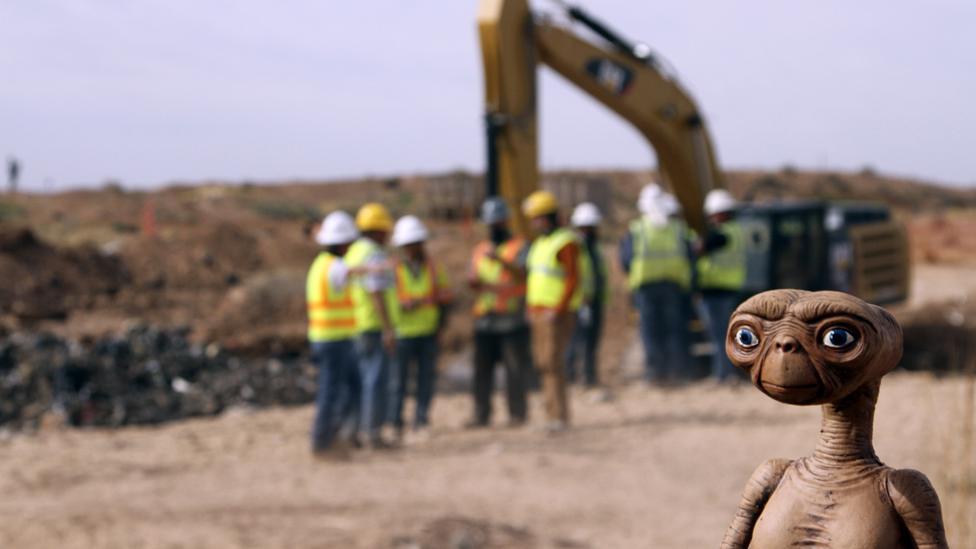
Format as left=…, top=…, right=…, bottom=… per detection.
left=909, top=263, right=976, bottom=308
left=1, top=372, right=972, bottom=549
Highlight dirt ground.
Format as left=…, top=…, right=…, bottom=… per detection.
left=0, top=372, right=972, bottom=549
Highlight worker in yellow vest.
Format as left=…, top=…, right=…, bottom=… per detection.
left=306, top=211, right=361, bottom=459
left=696, top=189, right=748, bottom=383
left=466, top=197, right=532, bottom=428
left=523, top=190, right=586, bottom=432
left=619, top=191, right=693, bottom=383
left=564, top=202, right=610, bottom=388
left=345, top=203, right=397, bottom=449
left=389, top=215, right=453, bottom=440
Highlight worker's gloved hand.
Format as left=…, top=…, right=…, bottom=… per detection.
left=578, top=305, right=592, bottom=326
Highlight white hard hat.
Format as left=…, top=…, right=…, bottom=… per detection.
left=570, top=202, right=602, bottom=227
left=658, top=193, right=681, bottom=217
left=704, top=189, right=738, bottom=216
left=637, top=183, right=662, bottom=214
left=391, top=215, right=429, bottom=247
left=316, top=211, right=359, bottom=246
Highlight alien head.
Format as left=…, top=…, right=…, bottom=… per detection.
left=726, top=290, right=903, bottom=405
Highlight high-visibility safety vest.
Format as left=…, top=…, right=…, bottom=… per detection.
left=527, top=227, right=588, bottom=311
left=394, top=260, right=450, bottom=338
left=698, top=220, right=747, bottom=291
left=471, top=238, right=527, bottom=317
left=344, top=237, right=398, bottom=334
left=627, top=218, right=692, bottom=290
left=582, top=246, right=611, bottom=304
left=306, top=252, right=356, bottom=342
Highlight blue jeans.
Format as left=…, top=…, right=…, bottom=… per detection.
left=564, top=302, right=604, bottom=386
left=635, top=282, right=692, bottom=382
left=391, top=335, right=438, bottom=429
left=701, top=291, right=741, bottom=381
left=355, top=331, right=391, bottom=441
left=310, top=339, right=360, bottom=451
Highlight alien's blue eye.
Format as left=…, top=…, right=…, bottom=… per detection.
left=734, top=327, right=759, bottom=349
left=823, top=327, right=856, bottom=349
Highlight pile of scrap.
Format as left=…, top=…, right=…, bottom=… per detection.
left=0, top=325, right=315, bottom=430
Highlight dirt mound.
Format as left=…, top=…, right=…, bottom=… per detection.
left=0, top=228, right=129, bottom=323
left=120, top=221, right=263, bottom=291
left=898, top=297, right=976, bottom=373
left=203, top=269, right=307, bottom=355
left=908, top=213, right=976, bottom=265
left=727, top=170, right=976, bottom=213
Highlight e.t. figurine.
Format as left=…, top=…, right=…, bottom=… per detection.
left=721, top=290, right=948, bottom=549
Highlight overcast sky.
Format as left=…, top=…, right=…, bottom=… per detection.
left=1, top=1, right=974, bottom=191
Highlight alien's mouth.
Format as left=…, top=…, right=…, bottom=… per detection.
left=760, top=381, right=819, bottom=394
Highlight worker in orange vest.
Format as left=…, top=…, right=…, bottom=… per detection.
left=389, top=216, right=453, bottom=440
left=466, top=197, right=533, bottom=428
left=306, top=211, right=362, bottom=459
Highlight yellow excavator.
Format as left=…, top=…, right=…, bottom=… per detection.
left=477, top=0, right=909, bottom=304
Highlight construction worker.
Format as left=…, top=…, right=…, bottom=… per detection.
left=389, top=215, right=452, bottom=439
left=6, top=157, right=19, bottom=194
left=619, top=191, right=693, bottom=383
left=523, top=190, right=586, bottom=432
left=467, top=197, right=532, bottom=428
left=564, top=202, right=609, bottom=388
left=696, top=189, right=748, bottom=383
left=345, top=203, right=398, bottom=449
left=306, top=211, right=362, bottom=458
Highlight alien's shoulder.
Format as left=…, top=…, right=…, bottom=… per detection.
left=743, top=458, right=793, bottom=497
left=884, top=468, right=941, bottom=509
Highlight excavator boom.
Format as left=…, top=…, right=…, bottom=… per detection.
left=478, top=0, right=722, bottom=233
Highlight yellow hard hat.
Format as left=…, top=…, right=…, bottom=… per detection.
left=522, top=190, right=559, bottom=218
left=355, top=203, right=393, bottom=232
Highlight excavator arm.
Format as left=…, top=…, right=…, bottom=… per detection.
left=478, top=0, right=722, bottom=234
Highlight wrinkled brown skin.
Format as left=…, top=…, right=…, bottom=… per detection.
left=721, top=290, right=948, bottom=549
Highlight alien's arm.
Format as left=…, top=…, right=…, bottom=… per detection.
left=887, top=468, right=948, bottom=549
left=720, top=458, right=791, bottom=549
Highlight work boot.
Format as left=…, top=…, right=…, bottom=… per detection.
left=506, top=417, right=527, bottom=429
left=312, top=440, right=352, bottom=462
left=406, top=425, right=431, bottom=445
left=366, top=434, right=395, bottom=451
left=537, top=420, right=568, bottom=435
left=463, top=419, right=490, bottom=430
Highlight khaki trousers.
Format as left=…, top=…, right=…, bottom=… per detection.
left=529, top=311, right=575, bottom=422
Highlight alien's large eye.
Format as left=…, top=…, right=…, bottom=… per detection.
left=822, top=327, right=856, bottom=349
left=734, top=327, right=759, bottom=349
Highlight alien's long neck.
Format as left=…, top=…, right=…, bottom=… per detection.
left=811, top=379, right=882, bottom=471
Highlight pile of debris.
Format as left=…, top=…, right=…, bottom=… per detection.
left=0, top=325, right=316, bottom=430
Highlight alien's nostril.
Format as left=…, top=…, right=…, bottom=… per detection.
left=775, top=336, right=799, bottom=353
